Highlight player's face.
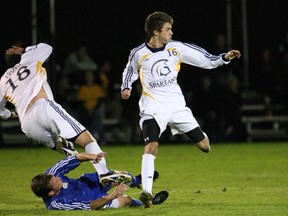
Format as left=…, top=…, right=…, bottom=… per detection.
left=49, top=176, right=63, bottom=193
left=158, top=23, right=173, bottom=44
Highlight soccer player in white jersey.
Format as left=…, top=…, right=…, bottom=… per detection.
left=121, top=11, right=241, bottom=208
left=0, top=43, right=127, bottom=184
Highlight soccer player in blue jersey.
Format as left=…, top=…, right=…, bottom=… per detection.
left=121, top=11, right=241, bottom=207
left=31, top=152, right=168, bottom=210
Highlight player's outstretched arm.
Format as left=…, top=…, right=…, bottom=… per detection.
left=6, top=46, right=24, bottom=55
left=75, top=152, right=106, bottom=163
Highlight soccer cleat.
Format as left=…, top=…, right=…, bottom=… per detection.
left=139, top=191, right=153, bottom=208
left=152, top=190, right=169, bottom=205
left=153, top=170, right=159, bottom=181
left=57, top=137, right=78, bottom=156
left=129, top=171, right=160, bottom=188
left=99, top=170, right=132, bottom=185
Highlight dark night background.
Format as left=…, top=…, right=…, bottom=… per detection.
left=1, top=0, right=288, bottom=144
left=1, top=0, right=288, bottom=86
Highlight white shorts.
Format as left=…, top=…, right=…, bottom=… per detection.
left=101, top=197, right=120, bottom=209
left=139, top=106, right=200, bottom=137
left=21, top=98, right=85, bottom=148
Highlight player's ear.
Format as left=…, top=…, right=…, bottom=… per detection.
left=153, top=30, right=159, bottom=36
left=48, top=190, right=55, bottom=197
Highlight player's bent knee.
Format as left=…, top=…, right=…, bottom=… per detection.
left=74, top=130, right=96, bottom=147
left=185, top=127, right=205, bottom=143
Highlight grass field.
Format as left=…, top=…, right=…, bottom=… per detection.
left=0, top=142, right=287, bottom=216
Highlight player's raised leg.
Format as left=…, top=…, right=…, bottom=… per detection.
left=185, top=127, right=210, bottom=153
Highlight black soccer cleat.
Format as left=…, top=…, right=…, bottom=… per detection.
left=129, top=171, right=160, bottom=188
left=152, top=190, right=169, bottom=205
left=153, top=170, right=159, bottom=180
left=57, top=137, right=78, bottom=156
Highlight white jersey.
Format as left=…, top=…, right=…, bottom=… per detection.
left=121, top=40, right=229, bottom=114
left=0, top=43, right=53, bottom=121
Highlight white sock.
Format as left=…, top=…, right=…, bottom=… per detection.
left=141, top=154, right=156, bottom=194
left=85, top=142, right=109, bottom=175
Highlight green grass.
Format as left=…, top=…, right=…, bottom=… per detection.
left=0, top=142, right=288, bottom=215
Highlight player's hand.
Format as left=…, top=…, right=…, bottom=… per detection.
left=112, top=183, right=129, bottom=196
left=115, top=183, right=129, bottom=193
left=6, top=46, right=24, bottom=55
left=106, top=183, right=129, bottom=200
left=225, top=50, right=241, bottom=60
left=92, top=152, right=107, bottom=163
left=121, top=89, right=131, bottom=100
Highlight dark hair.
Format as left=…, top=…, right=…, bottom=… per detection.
left=31, top=174, right=53, bottom=198
left=144, top=11, right=173, bottom=39
left=5, top=54, right=21, bottom=68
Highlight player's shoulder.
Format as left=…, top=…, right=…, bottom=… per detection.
left=168, top=40, right=186, bottom=45
left=166, top=40, right=189, bottom=50
left=1, top=64, right=20, bottom=79
left=169, top=40, right=206, bottom=52
left=129, top=42, right=146, bottom=58
left=168, top=40, right=193, bottom=48
left=131, top=42, right=146, bottom=53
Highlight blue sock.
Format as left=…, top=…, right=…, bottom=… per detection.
left=134, top=175, right=141, bottom=186
left=129, top=198, right=143, bottom=207
left=126, top=173, right=141, bottom=188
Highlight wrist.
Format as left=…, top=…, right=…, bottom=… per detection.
left=222, top=54, right=230, bottom=62
left=106, top=194, right=116, bottom=201
left=122, top=88, right=130, bottom=92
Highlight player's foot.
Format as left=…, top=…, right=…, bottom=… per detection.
left=128, top=171, right=159, bottom=188
left=57, top=137, right=78, bottom=156
left=139, top=191, right=153, bottom=208
left=152, top=190, right=169, bottom=205
left=153, top=170, right=159, bottom=180
left=99, top=170, right=132, bottom=185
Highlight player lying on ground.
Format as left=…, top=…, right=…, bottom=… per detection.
left=31, top=152, right=168, bottom=210
left=0, top=42, right=122, bottom=183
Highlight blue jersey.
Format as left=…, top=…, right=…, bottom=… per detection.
left=43, top=156, right=112, bottom=210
